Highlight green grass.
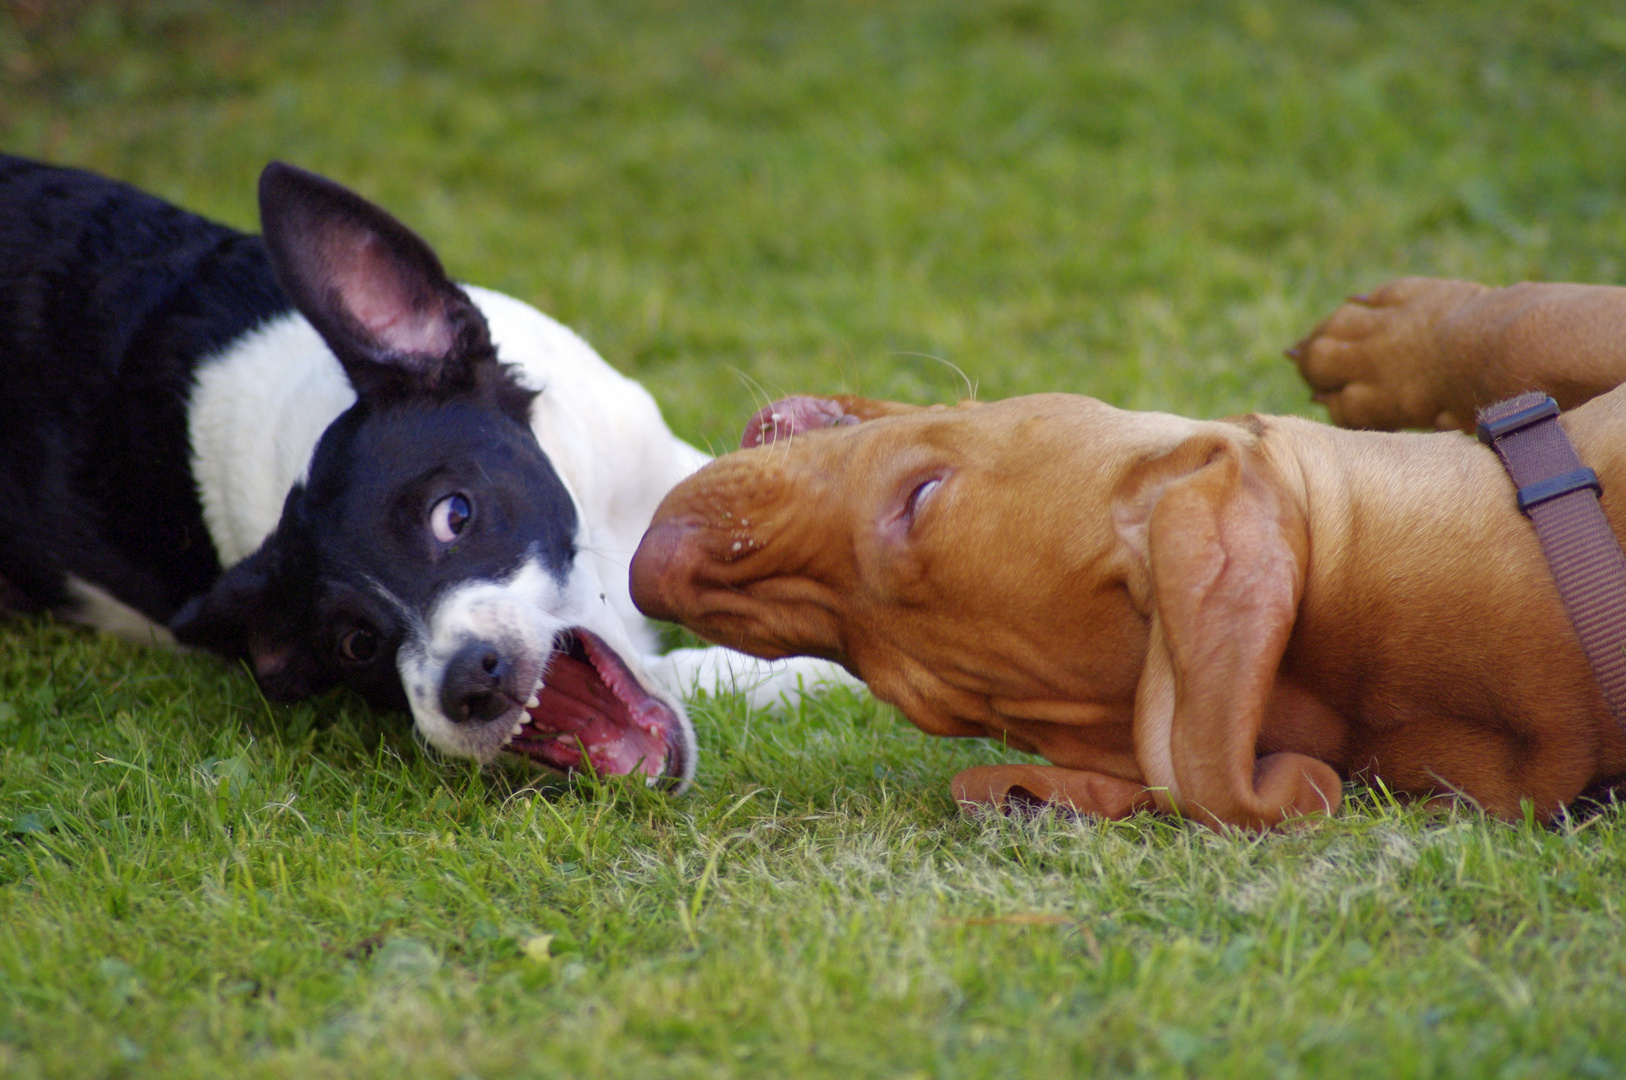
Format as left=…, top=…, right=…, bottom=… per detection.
left=5, top=1, right=1626, bottom=1076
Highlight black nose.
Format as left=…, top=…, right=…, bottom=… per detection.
left=440, top=641, right=518, bottom=723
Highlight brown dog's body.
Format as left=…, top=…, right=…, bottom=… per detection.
left=632, top=279, right=1626, bottom=830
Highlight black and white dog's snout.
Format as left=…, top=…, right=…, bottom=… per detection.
left=399, top=562, right=697, bottom=787
left=440, top=640, right=525, bottom=724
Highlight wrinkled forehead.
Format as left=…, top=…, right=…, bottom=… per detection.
left=858, top=404, right=1143, bottom=568
left=849, top=397, right=1129, bottom=487
left=664, top=393, right=1137, bottom=522
left=860, top=394, right=1125, bottom=451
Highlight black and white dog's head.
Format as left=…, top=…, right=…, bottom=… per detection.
left=172, top=164, right=694, bottom=787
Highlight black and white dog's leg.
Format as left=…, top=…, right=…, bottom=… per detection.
left=647, top=648, right=860, bottom=708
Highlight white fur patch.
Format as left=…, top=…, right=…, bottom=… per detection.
left=65, top=575, right=176, bottom=647
left=188, top=311, right=355, bottom=566
left=649, top=648, right=859, bottom=709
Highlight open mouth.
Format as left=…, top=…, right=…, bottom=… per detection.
left=503, top=628, right=686, bottom=785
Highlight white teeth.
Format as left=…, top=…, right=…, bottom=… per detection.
left=525, top=694, right=540, bottom=709
left=512, top=720, right=526, bottom=737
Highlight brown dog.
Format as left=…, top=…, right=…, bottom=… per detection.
left=630, top=278, right=1626, bottom=830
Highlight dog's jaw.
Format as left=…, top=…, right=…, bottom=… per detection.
left=399, top=557, right=697, bottom=790
left=508, top=628, right=688, bottom=781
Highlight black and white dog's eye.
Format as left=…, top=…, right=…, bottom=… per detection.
left=339, top=627, right=379, bottom=664
left=430, top=493, right=472, bottom=543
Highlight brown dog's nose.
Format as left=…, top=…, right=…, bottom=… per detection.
left=630, top=518, right=700, bottom=622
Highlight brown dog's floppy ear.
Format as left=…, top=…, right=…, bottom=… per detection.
left=952, top=764, right=1156, bottom=819
left=1129, top=436, right=1341, bottom=830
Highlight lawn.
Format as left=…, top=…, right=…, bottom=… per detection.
left=4, top=1, right=1626, bottom=1076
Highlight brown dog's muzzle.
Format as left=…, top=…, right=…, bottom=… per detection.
left=629, top=518, right=701, bottom=625
left=631, top=426, right=862, bottom=662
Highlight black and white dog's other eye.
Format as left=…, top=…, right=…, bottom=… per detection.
left=338, top=627, right=380, bottom=664
left=431, top=493, right=472, bottom=543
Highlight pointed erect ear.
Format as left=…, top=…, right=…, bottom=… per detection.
left=257, top=161, right=498, bottom=402
left=1126, top=435, right=1341, bottom=831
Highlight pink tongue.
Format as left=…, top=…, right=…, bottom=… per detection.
left=514, top=649, right=666, bottom=777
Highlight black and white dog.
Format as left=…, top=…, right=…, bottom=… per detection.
left=0, top=155, right=837, bottom=788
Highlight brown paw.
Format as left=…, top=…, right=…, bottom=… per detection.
left=1287, top=277, right=1487, bottom=432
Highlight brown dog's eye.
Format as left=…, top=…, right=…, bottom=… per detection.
left=905, top=478, right=942, bottom=526
left=339, top=627, right=380, bottom=664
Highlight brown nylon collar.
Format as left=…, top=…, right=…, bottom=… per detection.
left=1477, top=392, right=1626, bottom=730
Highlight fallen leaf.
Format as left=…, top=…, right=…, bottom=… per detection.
left=521, top=934, right=555, bottom=962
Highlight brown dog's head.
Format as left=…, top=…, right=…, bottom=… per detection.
left=633, top=395, right=1196, bottom=748
left=633, top=392, right=1342, bottom=830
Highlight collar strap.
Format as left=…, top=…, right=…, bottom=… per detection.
left=1477, top=392, right=1626, bottom=730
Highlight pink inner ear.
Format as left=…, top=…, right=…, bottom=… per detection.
left=741, top=396, right=858, bottom=448
left=327, top=233, right=452, bottom=356
left=251, top=642, right=292, bottom=679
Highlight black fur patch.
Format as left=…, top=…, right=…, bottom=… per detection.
left=0, top=154, right=291, bottom=620
left=0, top=155, right=577, bottom=718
